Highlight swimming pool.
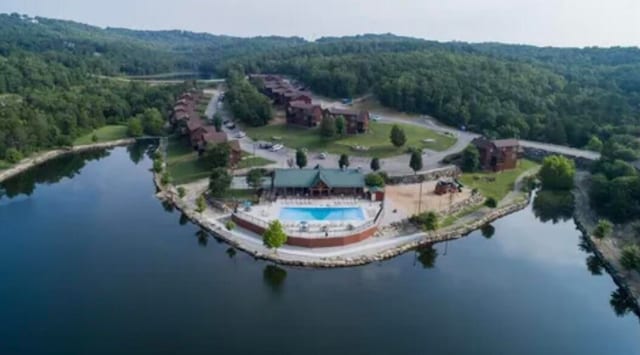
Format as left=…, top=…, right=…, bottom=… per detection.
left=280, top=207, right=365, bottom=221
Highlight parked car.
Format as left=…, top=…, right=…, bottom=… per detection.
left=225, top=122, right=236, bottom=129
left=371, top=114, right=382, bottom=122
left=318, top=152, right=327, bottom=159
left=270, top=144, right=284, bottom=152
left=259, top=142, right=274, bottom=149
left=235, top=131, right=246, bottom=139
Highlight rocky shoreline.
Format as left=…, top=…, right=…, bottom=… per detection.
left=572, top=173, right=640, bottom=315
left=0, top=139, right=136, bottom=184
left=154, top=164, right=532, bottom=268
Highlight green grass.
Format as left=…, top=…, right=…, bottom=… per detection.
left=236, top=155, right=274, bottom=169
left=459, top=159, right=538, bottom=201
left=221, top=189, right=255, bottom=201
left=243, top=121, right=456, bottom=158
left=73, top=125, right=128, bottom=145
left=166, top=136, right=211, bottom=185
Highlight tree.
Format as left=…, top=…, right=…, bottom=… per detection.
left=204, top=143, right=230, bottom=169
left=213, top=113, right=223, bottom=132
left=246, top=168, right=265, bottom=190
left=320, top=116, right=336, bottom=138
left=141, top=108, right=165, bottom=136
left=538, top=155, right=575, bottom=190
left=390, top=124, right=406, bottom=147
left=364, top=173, right=385, bottom=187
left=423, top=212, right=439, bottom=231
left=339, top=154, right=350, bottom=169
left=335, top=115, right=346, bottom=136
left=209, top=167, right=232, bottom=197
left=127, top=117, right=143, bottom=137
left=295, top=149, right=307, bottom=169
left=91, top=134, right=98, bottom=143
left=177, top=186, right=186, bottom=198
left=620, top=244, right=640, bottom=271
left=409, top=150, right=423, bottom=174
left=5, top=148, right=23, bottom=164
left=586, top=135, right=603, bottom=152
left=593, top=219, right=613, bottom=239
left=196, top=195, right=207, bottom=213
left=461, top=144, right=480, bottom=172
left=370, top=157, right=380, bottom=172
left=263, top=220, right=287, bottom=250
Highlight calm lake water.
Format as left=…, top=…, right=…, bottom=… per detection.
left=1, top=144, right=639, bottom=355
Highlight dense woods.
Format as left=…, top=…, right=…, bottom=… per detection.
left=0, top=50, right=181, bottom=160
left=224, top=71, right=273, bottom=126
left=223, top=36, right=640, bottom=152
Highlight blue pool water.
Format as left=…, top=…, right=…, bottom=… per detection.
left=280, top=207, right=365, bottom=221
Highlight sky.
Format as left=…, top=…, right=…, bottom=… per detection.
left=1, top=0, right=639, bottom=47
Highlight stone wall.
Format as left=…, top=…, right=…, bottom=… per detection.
left=387, top=165, right=461, bottom=185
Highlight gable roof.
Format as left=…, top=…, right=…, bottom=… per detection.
left=493, top=139, right=519, bottom=148
left=289, top=100, right=320, bottom=111
left=273, top=168, right=365, bottom=189
left=325, top=107, right=359, bottom=117
left=186, top=117, right=205, bottom=131
left=201, top=127, right=227, bottom=144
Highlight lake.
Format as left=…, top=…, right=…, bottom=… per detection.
left=1, top=144, right=638, bottom=355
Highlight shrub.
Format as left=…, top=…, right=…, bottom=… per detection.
left=161, top=172, right=171, bottom=185
left=5, top=148, right=23, bottom=164
left=91, top=134, right=99, bottom=143
left=153, top=159, right=163, bottom=173
left=593, top=219, right=613, bottom=239
left=196, top=195, right=207, bottom=213
left=484, top=197, right=497, bottom=208
left=364, top=173, right=385, bottom=187
left=410, top=211, right=439, bottom=231
left=225, top=220, right=236, bottom=231
left=177, top=186, right=186, bottom=198
left=620, top=244, right=640, bottom=271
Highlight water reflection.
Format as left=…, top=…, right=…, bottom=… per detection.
left=179, top=213, right=189, bottom=226
left=481, top=224, right=496, bottom=239
left=586, top=255, right=604, bottom=276
left=610, top=287, right=637, bottom=318
left=226, top=247, right=237, bottom=259
left=415, top=244, right=438, bottom=269
left=263, top=264, right=287, bottom=292
left=195, top=229, right=209, bottom=247
left=0, top=149, right=109, bottom=200
left=532, top=190, right=575, bottom=224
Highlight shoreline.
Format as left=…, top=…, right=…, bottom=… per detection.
left=572, top=173, right=640, bottom=315
left=0, top=139, right=137, bottom=184
left=154, top=164, right=532, bottom=267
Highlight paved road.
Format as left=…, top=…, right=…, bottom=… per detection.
left=214, top=89, right=600, bottom=176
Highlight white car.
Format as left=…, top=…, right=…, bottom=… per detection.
left=318, top=152, right=327, bottom=159
left=270, top=144, right=284, bottom=152
left=235, top=131, right=246, bottom=139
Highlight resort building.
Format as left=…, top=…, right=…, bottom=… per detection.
left=472, top=137, right=520, bottom=172
left=190, top=126, right=227, bottom=151
left=270, top=168, right=366, bottom=198
left=286, top=101, right=323, bottom=127
left=323, top=107, right=370, bottom=134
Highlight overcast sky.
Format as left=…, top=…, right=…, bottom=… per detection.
left=2, top=0, right=639, bottom=47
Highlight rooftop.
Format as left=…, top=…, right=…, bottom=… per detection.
left=273, top=168, right=365, bottom=188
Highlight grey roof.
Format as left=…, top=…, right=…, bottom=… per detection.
left=273, top=168, right=365, bottom=188
left=493, top=139, right=519, bottom=148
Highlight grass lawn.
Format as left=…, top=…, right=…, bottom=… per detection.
left=221, top=189, right=255, bottom=201
left=243, top=121, right=456, bottom=158
left=166, top=136, right=211, bottom=185
left=459, top=159, right=538, bottom=201
left=236, top=154, right=274, bottom=169
left=73, top=125, right=128, bottom=145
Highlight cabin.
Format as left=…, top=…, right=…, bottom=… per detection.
left=282, top=91, right=312, bottom=107
left=286, top=101, right=323, bottom=127
left=191, top=126, right=227, bottom=151
left=323, top=107, right=370, bottom=134
left=270, top=168, right=366, bottom=198
left=472, top=137, right=520, bottom=172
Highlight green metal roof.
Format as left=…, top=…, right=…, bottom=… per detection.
left=273, top=168, right=365, bottom=188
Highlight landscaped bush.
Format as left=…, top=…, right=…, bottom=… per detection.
left=177, top=186, right=186, bottom=198
left=225, top=220, right=236, bottom=231
left=5, top=148, right=23, bottom=164
left=484, top=197, right=497, bottom=208
left=365, top=173, right=385, bottom=187
left=410, top=211, right=439, bottom=231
